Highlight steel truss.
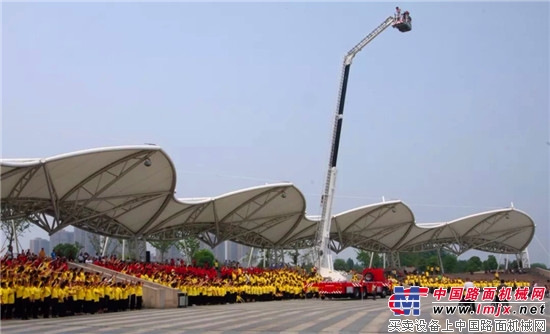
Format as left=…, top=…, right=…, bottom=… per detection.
left=394, top=211, right=531, bottom=255
left=331, top=204, right=403, bottom=252
left=201, top=186, right=301, bottom=247
left=137, top=202, right=210, bottom=235
left=388, top=251, right=401, bottom=268
left=1, top=145, right=535, bottom=261
left=398, top=226, right=530, bottom=255
left=1, top=149, right=171, bottom=238
left=146, top=186, right=304, bottom=248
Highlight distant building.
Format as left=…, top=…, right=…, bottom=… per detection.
left=74, top=227, right=96, bottom=255
left=213, top=241, right=251, bottom=264
left=29, top=238, right=50, bottom=255
left=102, top=238, right=121, bottom=257
left=50, top=229, right=74, bottom=250
left=49, top=228, right=123, bottom=258
left=114, top=239, right=147, bottom=261
left=155, top=244, right=182, bottom=262
left=146, top=239, right=250, bottom=264
left=49, top=228, right=249, bottom=263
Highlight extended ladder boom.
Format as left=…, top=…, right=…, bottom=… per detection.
left=345, top=16, right=395, bottom=65
left=315, top=16, right=396, bottom=272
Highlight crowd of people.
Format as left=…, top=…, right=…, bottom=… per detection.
left=0, top=252, right=143, bottom=320
left=2, top=249, right=549, bottom=321
left=394, top=266, right=549, bottom=299
left=92, top=257, right=322, bottom=305
left=399, top=272, right=533, bottom=291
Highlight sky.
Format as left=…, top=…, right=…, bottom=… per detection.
left=2, top=2, right=549, bottom=266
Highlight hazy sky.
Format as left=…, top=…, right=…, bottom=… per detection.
left=2, top=2, right=549, bottom=266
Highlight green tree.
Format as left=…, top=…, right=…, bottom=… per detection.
left=356, top=250, right=383, bottom=268
left=53, top=243, right=80, bottom=260
left=371, top=253, right=383, bottom=268
left=531, top=263, right=548, bottom=270
left=193, top=249, right=216, bottom=267
left=483, top=255, right=498, bottom=271
left=356, top=250, right=370, bottom=267
left=467, top=256, right=482, bottom=272
left=333, top=258, right=347, bottom=271
left=401, top=251, right=430, bottom=268
left=456, top=260, right=468, bottom=272
left=399, top=252, right=418, bottom=267
left=418, top=256, right=428, bottom=271
left=442, top=254, right=458, bottom=273
left=426, top=255, right=439, bottom=267
left=346, top=258, right=355, bottom=271
left=176, top=237, right=201, bottom=263
left=149, top=240, right=176, bottom=262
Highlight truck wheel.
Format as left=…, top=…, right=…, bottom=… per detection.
left=380, top=289, right=387, bottom=299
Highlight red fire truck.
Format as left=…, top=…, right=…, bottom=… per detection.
left=305, top=8, right=410, bottom=302
left=310, top=268, right=394, bottom=300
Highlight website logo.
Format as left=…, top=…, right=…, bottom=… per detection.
left=388, top=286, right=430, bottom=316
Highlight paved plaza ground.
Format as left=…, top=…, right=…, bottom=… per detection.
left=1, top=298, right=548, bottom=334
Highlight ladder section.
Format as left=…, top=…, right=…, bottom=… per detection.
left=345, top=16, right=395, bottom=65
left=517, top=248, right=531, bottom=269
left=321, top=62, right=348, bottom=208
left=313, top=13, right=408, bottom=272
left=320, top=15, right=396, bottom=210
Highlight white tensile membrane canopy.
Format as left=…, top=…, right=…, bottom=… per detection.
left=0, top=145, right=535, bottom=254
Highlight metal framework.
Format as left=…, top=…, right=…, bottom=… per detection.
left=517, top=249, right=531, bottom=269
left=1, top=146, right=536, bottom=258
left=0, top=146, right=306, bottom=247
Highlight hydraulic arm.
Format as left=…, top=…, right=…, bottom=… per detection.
left=315, top=16, right=400, bottom=272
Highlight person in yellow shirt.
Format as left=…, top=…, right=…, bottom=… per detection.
left=93, top=281, right=104, bottom=314
left=58, top=281, right=68, bottom=317
left=6, top=281, right=16, bottom=319
left=30, top=280, right=42, bottom=319
left=21, top=280, right=31, bottom=320
left=136, top=281, right=143, bottom=310
left=121, top=282, right=130, bottom=311
left=129, top=282, right=136, bottom=310
left=104, top=281, right=113, bottom=312
left=50, top=280, right=60, bottom=317
left=1, top=282, right=8, bottom=319
left=42, top=278, right=52, bottom=318
left=14, top=280, right=24, bottom=319
left=84, top=281, right=94, bottom=314
left=114, top=282, right=123, bottom=312
left=74, top=281, right=85, bottom=315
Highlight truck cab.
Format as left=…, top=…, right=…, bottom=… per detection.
left=362, top=268, right=393, bottom=298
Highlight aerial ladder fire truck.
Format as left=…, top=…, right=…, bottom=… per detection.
left=310, top=10, right=412, bottom=300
